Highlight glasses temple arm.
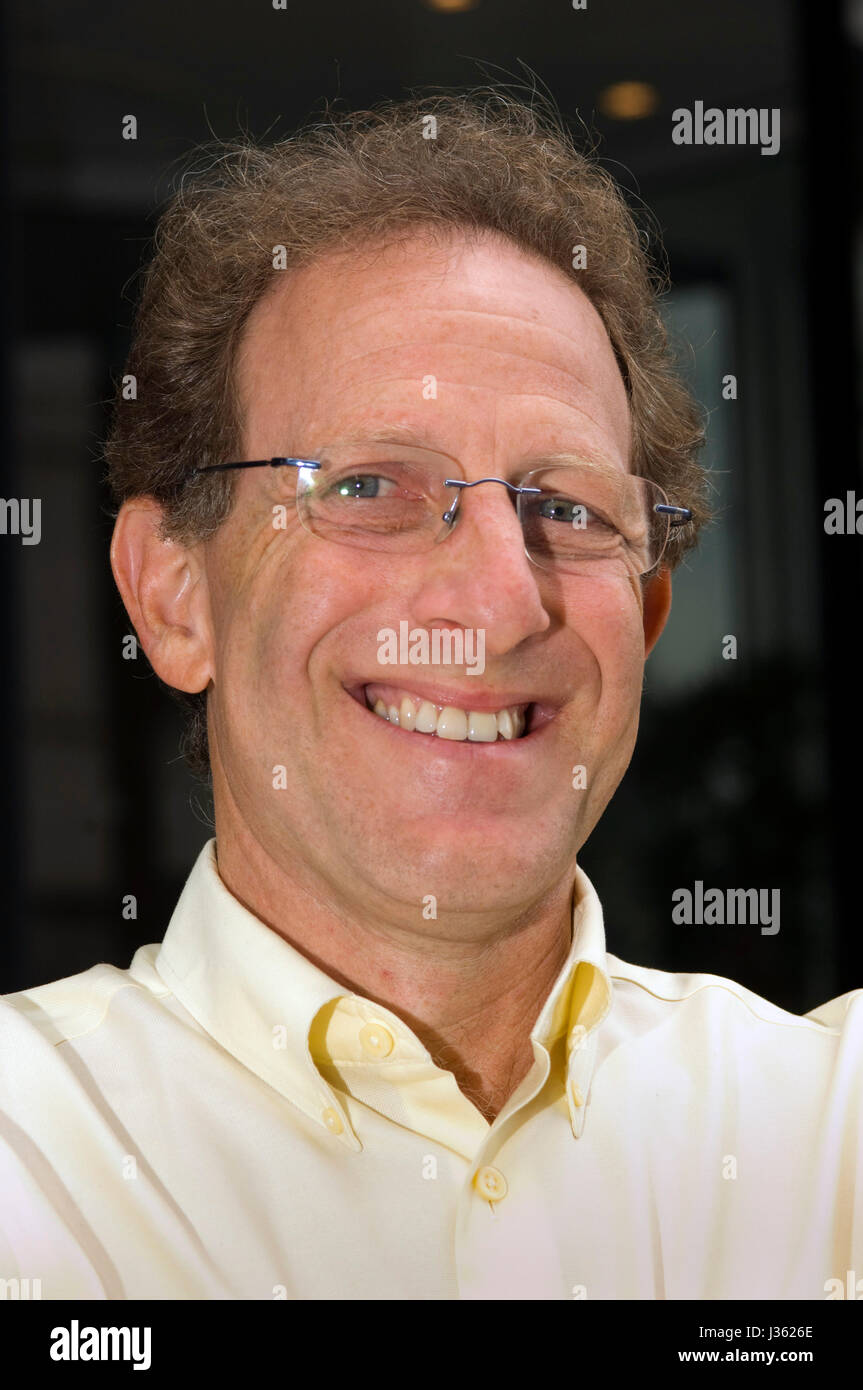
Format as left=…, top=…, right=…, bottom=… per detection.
left=655, top=503, right=693, bottom=527
left=192, top=458, right=322, bottom=475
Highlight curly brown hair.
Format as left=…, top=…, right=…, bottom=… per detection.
left=103, top=89, right=711, bottom=779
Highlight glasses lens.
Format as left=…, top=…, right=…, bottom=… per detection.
left=519, top=464, right=670, bottom=577
left=296, top=444, right=460, bottom=551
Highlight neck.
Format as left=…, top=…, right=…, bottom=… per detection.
left=213, top=820, right=575, bottom=1123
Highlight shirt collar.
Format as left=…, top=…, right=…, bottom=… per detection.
left=154, top=839, right=613, bottom=1149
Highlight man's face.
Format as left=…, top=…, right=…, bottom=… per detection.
left=202, top=228, right=660, bottom=926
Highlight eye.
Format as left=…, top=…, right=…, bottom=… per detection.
left=535, top=495, right=614, bottom=530
left=329, top=473, right=399, bottom=500
left=318, top=462, right=434, bottom=503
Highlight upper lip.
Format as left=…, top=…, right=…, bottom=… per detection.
left=345, top=678, right=563, bottom=714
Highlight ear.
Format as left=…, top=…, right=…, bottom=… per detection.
left=642, top=567, right=672, bottom=657
left=110, top=498, right=214, bottom=694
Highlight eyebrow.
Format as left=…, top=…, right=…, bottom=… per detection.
left=523, top=448, right=625, bottom=472
left=325, top=424, right=453, bottom=452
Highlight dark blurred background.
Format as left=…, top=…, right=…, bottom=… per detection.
left=1, top=0, right=861, bottom=1011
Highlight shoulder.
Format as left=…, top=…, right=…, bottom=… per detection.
left=605, top=951, right=863, bottom=1046
left=598, top=956, right=863, bottom=1137
left=0, top=946, right=175, bottom=1297
left=0, top=945, right=174, bottom=1111
left=0, top=944, right=168, bottom=1052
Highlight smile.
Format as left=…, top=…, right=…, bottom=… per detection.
left=344, top=681, right=560, bottom=744
left=367, top=682, right=526, bottom=742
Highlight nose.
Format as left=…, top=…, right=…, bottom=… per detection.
left=410, top=476, right=552, bottom=651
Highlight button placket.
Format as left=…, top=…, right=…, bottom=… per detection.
left=321, top=1105, right=343, bottom=1135
left=566, top=1026, right=595, bottom=1139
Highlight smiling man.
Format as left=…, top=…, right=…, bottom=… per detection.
left=1, top=93, right=861, bottom=1302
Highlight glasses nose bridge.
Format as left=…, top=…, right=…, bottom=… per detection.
left=447, top=474, right=523, bottom=497
left=441, top=474, right=534, bottom=527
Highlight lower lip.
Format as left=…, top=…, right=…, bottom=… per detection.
left=342, top=686, right=556, bottom=762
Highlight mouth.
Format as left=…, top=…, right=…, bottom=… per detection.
left=343, top=680, right=560, bottom=744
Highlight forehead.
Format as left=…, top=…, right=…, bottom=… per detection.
left=235, top=226, right=631, bottom=462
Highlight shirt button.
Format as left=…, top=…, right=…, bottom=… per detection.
left=473, top=1165, right=508, bottom=1203
left=358, top=1022, right=395, bottom=1058
left=322, top=1107, right=343, bottom=1134
left=570, top=1082, right=585, bottom=1107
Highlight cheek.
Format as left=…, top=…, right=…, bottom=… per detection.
left=226, top=543, right=392, bottom=708
left=574, top=580, right=646, bottom=712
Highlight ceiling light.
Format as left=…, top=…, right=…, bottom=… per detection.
left=423, top=0, right=480, bottom=11
left=598, top=81, right=660, bottom=120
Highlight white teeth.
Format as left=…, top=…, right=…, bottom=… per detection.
left=496, top=708, right=516, bottom=741
left=364, top=688, right=531, bottom=742
left=468, top=711, right=499, bottom=742
left=437, top=707, right=468, bottom=740
left=416, top=700, right=438, bottom=733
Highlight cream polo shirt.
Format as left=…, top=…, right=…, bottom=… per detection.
left=0, top=837, right=861, bottom=1301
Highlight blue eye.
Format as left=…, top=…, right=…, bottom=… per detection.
left=317, top=464, right=427, bottom=504
left=534, top=495, right=613, bottom=529
left=333, top=475, right=385, bottom=499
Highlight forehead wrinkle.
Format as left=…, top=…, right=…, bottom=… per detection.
left=328, top=307, right=615, bottom=371
left=299, top=393, right=630, bottom=467
left=297, top=367, right=630, bottom=453
left=318, top=340, right=624, bottom=397
left=342, top=302, right=600, bottom=335
left=317, top=381, right=624, bottom=420
left=302, top=382, right=628, bottom=434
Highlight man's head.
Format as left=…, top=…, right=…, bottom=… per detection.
left=107, top=91, right=709, bottom=923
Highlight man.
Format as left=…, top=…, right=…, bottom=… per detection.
left=1, top=92, right=860, bottom=1301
